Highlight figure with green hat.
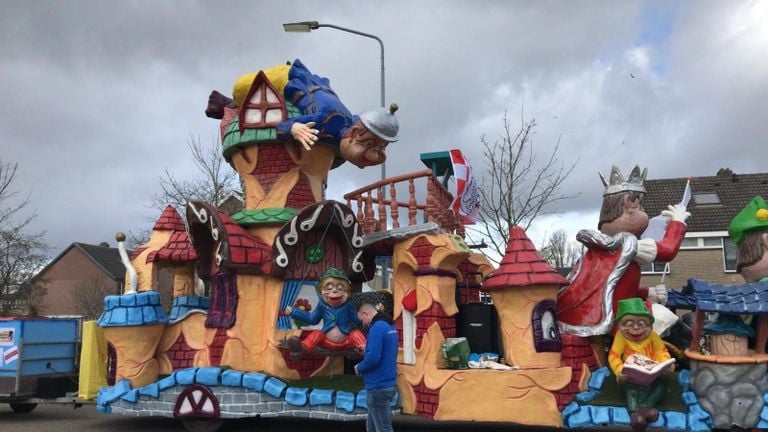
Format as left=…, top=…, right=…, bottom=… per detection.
left=608, top=298, right=674, bottom=432
left=728, top=196, right=768, bottom=283
left=284, top=267, right=366, bottom=358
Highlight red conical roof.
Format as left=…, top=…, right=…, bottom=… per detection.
left=153, top=205, right=186, bottom=232
left=483, top=226, right=569, bottom=290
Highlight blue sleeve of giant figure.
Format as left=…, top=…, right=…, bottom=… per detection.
left=276, top=113, right=325, bottom=141
left=280, top=59, right=355, bottom=145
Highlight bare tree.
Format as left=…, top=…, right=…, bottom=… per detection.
left=0, top=160, right=49, bottom=315
left=540, top=228, right=582, bottom=269
left=470, top=111, right=578, bottom=261
left=150, top=136, right=240, bottom=215
left=70, top=277, right=114, bottom=320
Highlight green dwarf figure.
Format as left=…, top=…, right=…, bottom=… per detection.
left=729, top=196, right=768, bottom=355
left=728, top=196, right=768, bottom=283
left=608, top=298, right=675, bottom=432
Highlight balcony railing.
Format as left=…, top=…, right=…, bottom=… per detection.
left=343, top=169, right=464, bottom=237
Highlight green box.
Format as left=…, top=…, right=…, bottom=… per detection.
left=441, top=337, right=470, bottom=369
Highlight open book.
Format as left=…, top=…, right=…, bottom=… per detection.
left=622, top=354, right=675, bottom=387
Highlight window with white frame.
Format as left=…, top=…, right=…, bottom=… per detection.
left=676, top=234, right=738, bottom=273
left=640, top=261, right=669, bottom=274
left=723, top=237, right=737, bottom=272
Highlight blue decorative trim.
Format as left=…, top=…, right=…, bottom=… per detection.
left=98, top=292, right=168, bottom=327
left=168, top=296, right=209, bottom=324
left=96, top=366, right=398, bottom=417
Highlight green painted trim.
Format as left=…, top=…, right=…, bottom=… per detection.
left=232, top=208, right=298, bottom=225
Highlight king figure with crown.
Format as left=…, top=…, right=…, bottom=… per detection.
left=556, top=165, right=690, bottom=360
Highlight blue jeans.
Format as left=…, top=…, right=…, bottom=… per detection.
left=366, top=386, right=396, bottom=432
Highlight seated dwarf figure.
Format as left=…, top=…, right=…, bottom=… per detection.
left=609, top=298, right=675, bottom=432
left=284, top=267, right=366, bottom=358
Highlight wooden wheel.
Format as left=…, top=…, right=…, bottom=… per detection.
left=174, top=384, right=222, bottom=432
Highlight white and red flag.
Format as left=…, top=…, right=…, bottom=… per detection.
left=4, top=345, right=18, bottom=364
left=449, top=149, right=480, bottom=225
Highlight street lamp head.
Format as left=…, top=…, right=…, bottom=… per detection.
left=282, top=21, right=320, bottom=33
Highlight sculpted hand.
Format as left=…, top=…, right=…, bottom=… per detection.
left=647, top=284, right=668, bottom=305
left=284, top=306, right=293, bottom=315
left=661, top=204, right=690, bottom=223
left=291, top=122, right=319, bottom=151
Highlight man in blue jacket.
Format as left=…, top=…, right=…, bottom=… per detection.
left=355, top=302, right=398, bottom=432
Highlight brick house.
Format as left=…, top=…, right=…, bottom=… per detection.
left=641, top=169, right=768, bottom=291
left=35, top=242, right=175, bottom=318
left=34, top=242, right=127, bottom=317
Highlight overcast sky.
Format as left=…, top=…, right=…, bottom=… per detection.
left=2, top=1, right=767, bottom=256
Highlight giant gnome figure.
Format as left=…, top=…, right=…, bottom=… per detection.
left=557, top=165, right=689, bottom=362
left=729, top=196, right=768, bottom=354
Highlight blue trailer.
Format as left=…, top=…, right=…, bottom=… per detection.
left=0, top=317, right=80, bottom=413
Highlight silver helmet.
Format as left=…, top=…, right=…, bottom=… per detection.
left=359, top=103, right=400, bottom=142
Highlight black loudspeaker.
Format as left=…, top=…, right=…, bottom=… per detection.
left=457, top=303, right=500, bottom=354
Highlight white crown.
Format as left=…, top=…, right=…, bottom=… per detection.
left=599, top=165, right=647, bottom=195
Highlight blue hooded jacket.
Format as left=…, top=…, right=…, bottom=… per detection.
left=356, top=314, right=398, bottom=390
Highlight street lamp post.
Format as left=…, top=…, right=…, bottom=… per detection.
left=283, top=21, right=387, bottom=180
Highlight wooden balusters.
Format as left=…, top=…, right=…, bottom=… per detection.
left=390, top=182, right=399, bottom=229
left=408, top=178, right=417, bottom=226
left=364, top=191, right=376, bottom=233
left=377, top=185, right=386, bottom=232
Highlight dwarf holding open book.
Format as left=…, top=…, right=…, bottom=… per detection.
left=608, top=298, right=675, bottom=432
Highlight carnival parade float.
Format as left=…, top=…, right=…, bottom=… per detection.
left=77, top=59, right=768, bottom=431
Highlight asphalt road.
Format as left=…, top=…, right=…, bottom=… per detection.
left=0, top=402, right=610, bottom=432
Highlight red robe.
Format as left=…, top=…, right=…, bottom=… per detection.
left=557, top=221, right=686, bottom=337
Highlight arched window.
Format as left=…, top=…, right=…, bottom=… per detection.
left=532, top=300, right=562, bottom=352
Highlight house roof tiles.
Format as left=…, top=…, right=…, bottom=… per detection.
left=483, top=226, right=569, bottom=290
left=643, top=170, right=768, bottom=233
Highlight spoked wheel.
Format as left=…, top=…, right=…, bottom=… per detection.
left=174, top=384, right=222, bottom=432
left=180, top=417, right=224, bottom=432
left=9, top=402, right=38, bottom=413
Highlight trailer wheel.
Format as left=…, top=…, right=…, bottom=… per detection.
left=181, top=417, right=224, bottom=432
left=9, top=402, right=37, bottom=413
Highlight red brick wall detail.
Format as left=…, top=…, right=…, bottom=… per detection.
left=209, top=327, right=229, bottom=367
left=556, top=334, right=598, bottom=409
left=408, top=237, right=435, bottom=268
left=416, top=302, right=456, bottom=349
left=393, top=302, right=456, bottom=349
left=413, top=380, right=441, bottom=419
left=285, top=173, right=316, bottom=209
left=168, top=333, right=196, bottom=370
left=254, top=143, right=297, bottom=194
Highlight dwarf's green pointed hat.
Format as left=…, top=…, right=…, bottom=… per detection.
left=614, top=298, right=654, bottom=323
left=318, top=267, right=350, bottom=285
left=728, top=196, right=768, bottom=244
